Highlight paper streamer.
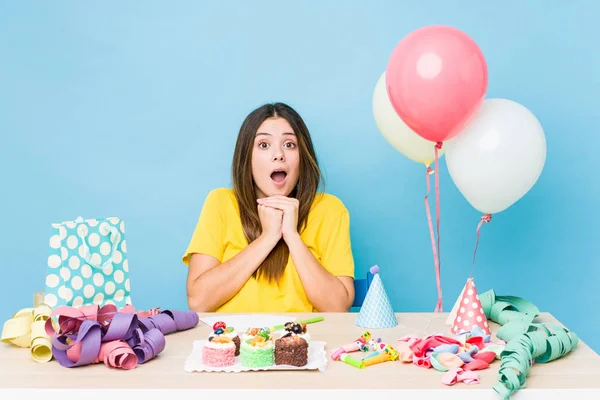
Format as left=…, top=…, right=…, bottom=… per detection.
left=1, top=304, right=55, bottom=362
left=478, top=290, right=579, bottom=399
left=45, top=304, right=199, bottom=369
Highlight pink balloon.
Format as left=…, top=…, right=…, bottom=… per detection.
left=385, top=25, right=488, bottom=144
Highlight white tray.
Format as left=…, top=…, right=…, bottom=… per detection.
left=184, top=340, right=328, bottom=373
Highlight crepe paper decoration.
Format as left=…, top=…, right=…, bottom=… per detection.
left=442, top=368, right=480, bottom=386
left=495, top=324, right=578, bottom=398
left=477, top=289, right=579, bottom=399
left=66, top=339, right=138, bottom=370
left=451, top=278, right=490, bottom=335
left=356, top=265, right=398, bottom=329
left=330, top=331, right=371, bottom=360
left=44, top=304, right=199, bottom=369
left=268, top=316, right=324, bottom=332
left=339, top=353, right=364, bottom=369
left=1, top=304, right=55, bottom=363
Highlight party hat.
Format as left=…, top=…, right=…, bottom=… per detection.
left=356, top=265, right=398, bottom=329
left=450, top=278, right=490, bottom=335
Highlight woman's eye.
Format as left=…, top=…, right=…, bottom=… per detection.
left=284, top=142, right=297, bottom=148
left=258, top=142, right=269, bottom=149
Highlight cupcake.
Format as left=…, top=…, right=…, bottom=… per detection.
left=213, top=321, right=240, bottom=356
left=240, top=328, right=274, bottom=368
left=202, top=328, right=235, bottom=367
left=275, top=322, right=309, bottom=367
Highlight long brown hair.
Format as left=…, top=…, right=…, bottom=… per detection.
left=231, top=103, right=323, bottom=283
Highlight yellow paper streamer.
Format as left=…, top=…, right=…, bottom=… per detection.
left=1, top=304, right=54, bottom=362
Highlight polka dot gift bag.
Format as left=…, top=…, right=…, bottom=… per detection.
left=43, top=216, right=132, bottom=309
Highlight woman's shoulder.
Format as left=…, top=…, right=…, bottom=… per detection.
left=202, top=187, right=237, bottom=210
left=310, top=192, right=349, bottom=217
left=206, top=187, right=235, bottom=200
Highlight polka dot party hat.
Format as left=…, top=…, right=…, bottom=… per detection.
left=450, top=278, right=490, bottom=335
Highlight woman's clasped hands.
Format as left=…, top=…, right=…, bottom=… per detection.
left=257, top=196, right=299, bottom=242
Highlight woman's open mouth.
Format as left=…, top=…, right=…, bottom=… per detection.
left=270, top=169, right=287, bottom=185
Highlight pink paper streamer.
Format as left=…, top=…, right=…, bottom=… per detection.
left=46, top=304, right=198, bottom=370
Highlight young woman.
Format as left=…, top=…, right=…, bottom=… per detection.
left=183, top=102, right=355, bottom=313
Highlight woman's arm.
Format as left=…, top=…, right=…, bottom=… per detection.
left=285, top=232, right=355, bottom=312
left=186, top=232, right=280, bottom=312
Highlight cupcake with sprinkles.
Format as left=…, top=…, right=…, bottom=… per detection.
left=275, top=322, right=310, bottom=367
left=202, top=324, right=236, bottom=367
left=240, top=328, right=274, bottom=368
left=212, top=321, right=240, bottom=356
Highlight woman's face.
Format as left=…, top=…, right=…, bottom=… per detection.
left=251, top=117, right=300, bottom=199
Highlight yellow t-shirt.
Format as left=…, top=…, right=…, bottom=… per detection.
left=182, top=188, right=354, bottom=312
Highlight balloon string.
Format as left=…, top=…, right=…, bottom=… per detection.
left=424, top=165, right=442, bottom=312
left=471, top=214, right=492, bottom=277
left=435, top=142, right=443, bottom=311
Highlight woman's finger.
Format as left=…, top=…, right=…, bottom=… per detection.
left=257, top=199, right=294, bottom=210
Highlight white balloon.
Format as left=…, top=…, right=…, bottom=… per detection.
left=446, top=98, right=546, bottom=214
left=373, top=72, right=444, bottom=166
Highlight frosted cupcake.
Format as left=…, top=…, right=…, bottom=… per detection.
left=275, top=322, right=309, bottom=367
left=240, top=328, right=274, bottom=368
left=212, top=321, right=240, bottom=356
left=202, top=330, right=235, bottom=367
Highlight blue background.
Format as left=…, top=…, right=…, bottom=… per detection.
left=1, top=1, right=598, bottom=353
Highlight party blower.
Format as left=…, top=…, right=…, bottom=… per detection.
left=362, top=338, right=386, bottom=361
left=331, top=331, right=371, bottom=360
left=361, top=344, right=399, bottom=367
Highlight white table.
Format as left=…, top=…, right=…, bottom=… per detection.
left=1, top=312, right=599, bottom=399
